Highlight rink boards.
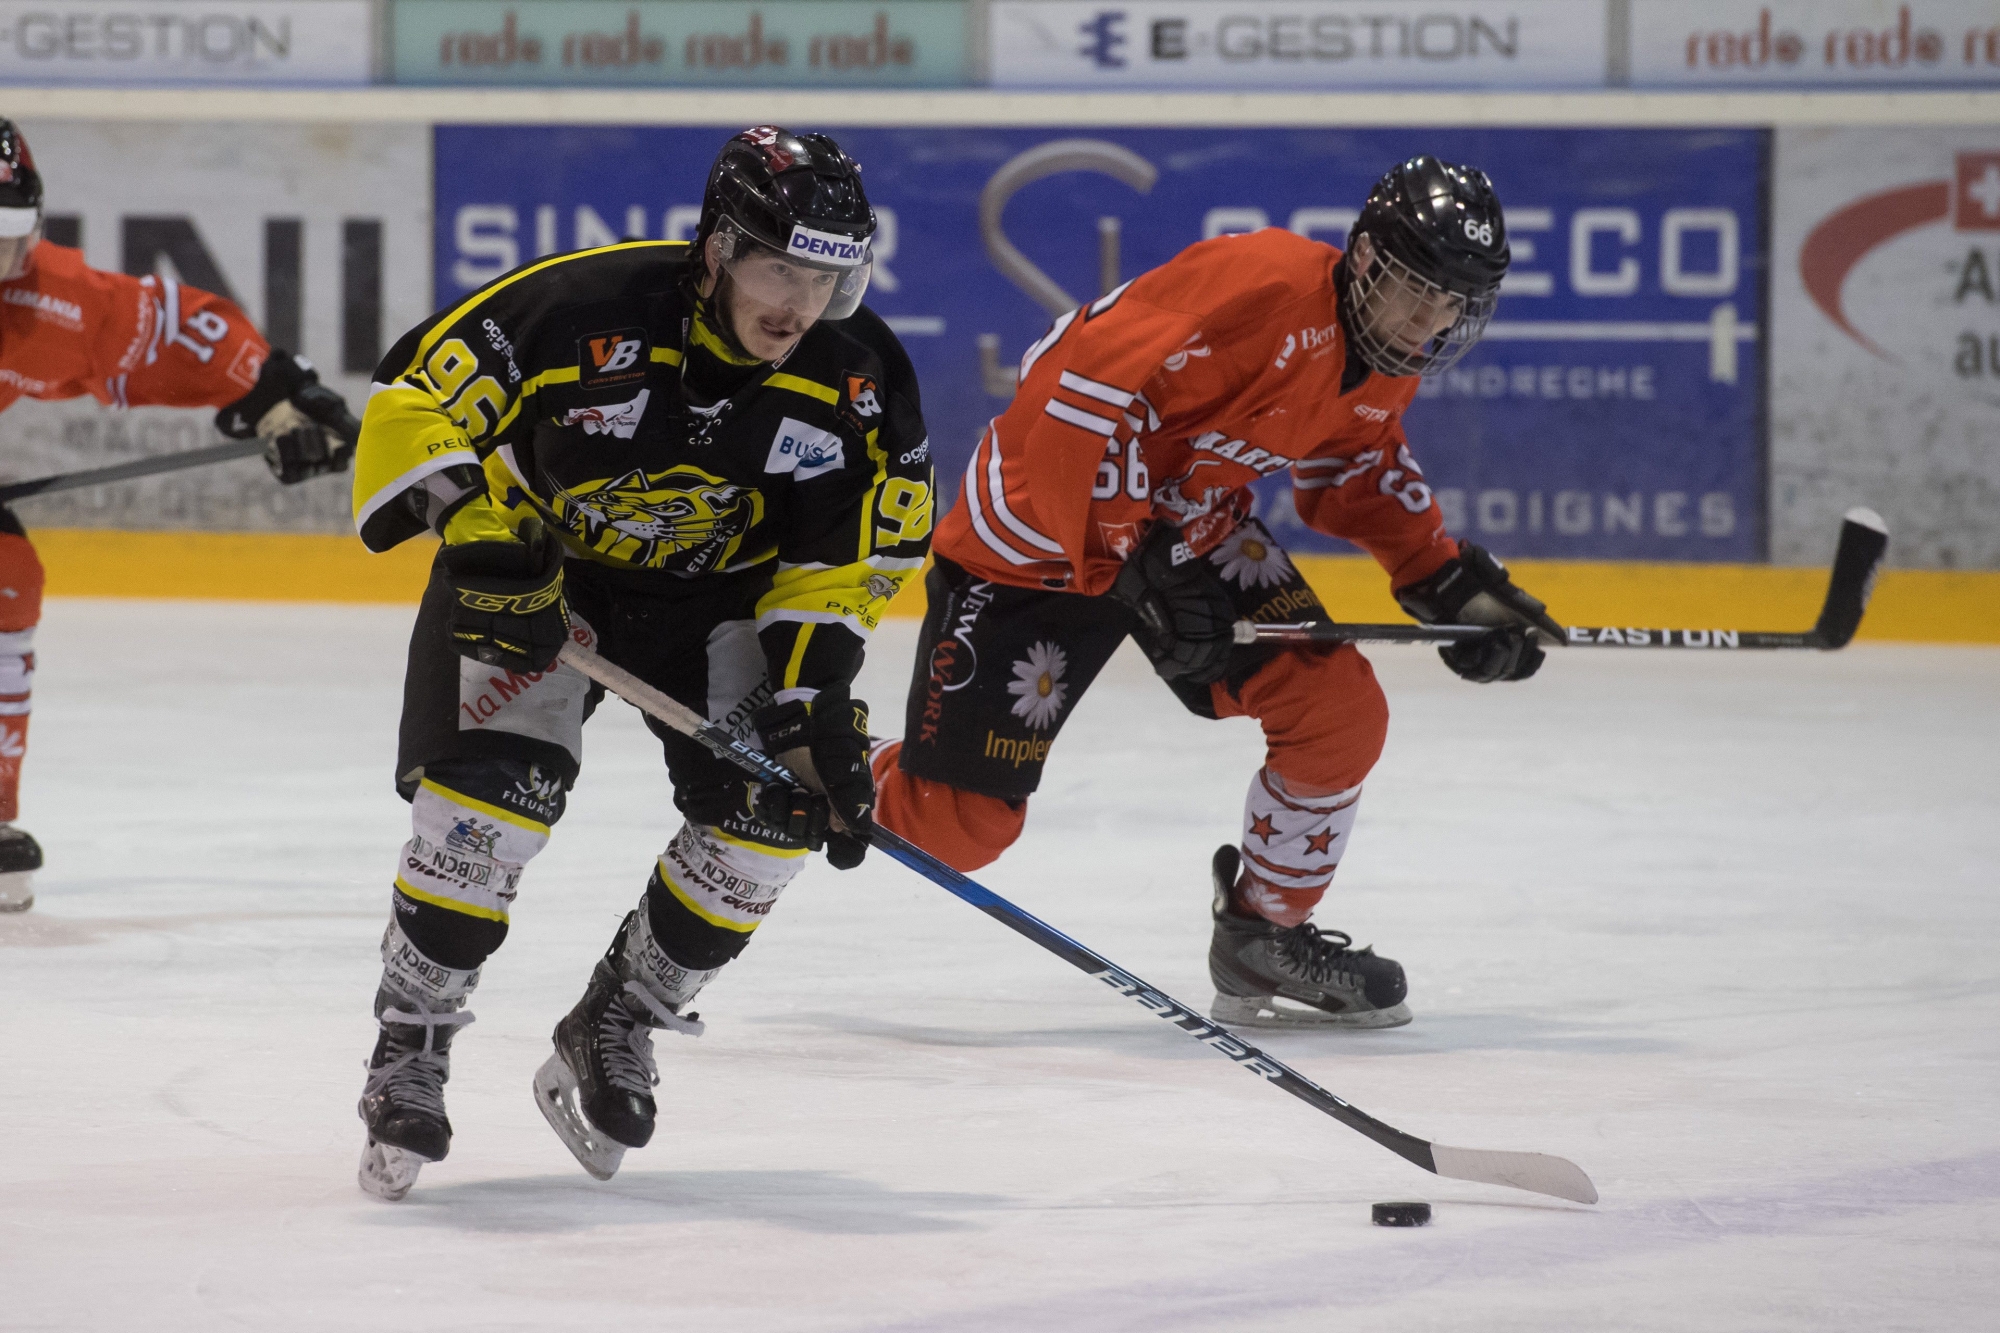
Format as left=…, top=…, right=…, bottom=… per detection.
left=0, top=89, right=1995, bottom=627
left=25, top=527, right=2000, bottom=645
left=433, top=123, right=1766, bottom=565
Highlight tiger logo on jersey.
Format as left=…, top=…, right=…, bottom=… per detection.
left=550, top=464, right=763, bottom=573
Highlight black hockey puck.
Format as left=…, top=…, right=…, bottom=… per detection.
left=1371, top=1201, right=1431, bottom=1227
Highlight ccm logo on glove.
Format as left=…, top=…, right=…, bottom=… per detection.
left=455, top=583, right=564, bottom=616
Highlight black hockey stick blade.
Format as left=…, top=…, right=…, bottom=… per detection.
left=558, top=640, right=1599, bottom=1206
left=1811, top=507, right=1889, bottom=649
left=0, top=438, right=266, bottom=503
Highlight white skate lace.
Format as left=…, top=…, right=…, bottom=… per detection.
left=597, top=982, right=704, bottom=1097
left=1274, top=924, right=1361, bottom=985
left=364, top=1007, right=475, bottom=1116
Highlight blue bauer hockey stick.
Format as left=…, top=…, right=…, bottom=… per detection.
left=558, top=640, right=1598, bottom=1206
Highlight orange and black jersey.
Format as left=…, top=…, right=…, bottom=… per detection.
left=353, top=240, right=934, bottom=700
left=936, top=227, right=1458, bottom=597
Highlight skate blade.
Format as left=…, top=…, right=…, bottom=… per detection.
left=532, top=1052, right=627, bottom=1182
left=1211, top=992, right=1413, bottom=1030
left=0, top=869, right=33, bottom=912
left=357, top=1138, right=427, bottom=1202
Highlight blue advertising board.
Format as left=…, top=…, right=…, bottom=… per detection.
left=434, top=125, right=1768, bottom=562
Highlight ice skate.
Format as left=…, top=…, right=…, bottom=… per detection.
left=1207, top=846, right=1411, bottom=1029
left=536, top=914, right=705, bottom=1181
left=356, top=991, right=473, bottom=1202
left=0, top=824, right=41, bottom=912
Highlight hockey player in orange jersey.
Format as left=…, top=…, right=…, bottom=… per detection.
left=0, top=118, right=359, bottom=912
left=873, top=155, right=1563, bottom=1028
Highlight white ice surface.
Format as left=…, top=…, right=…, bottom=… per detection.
left=2, top=600, right=1996, bottom=1331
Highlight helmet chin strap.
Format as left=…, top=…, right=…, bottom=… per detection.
left=1329, top=253, right=1373, bottom=390
left=1331, top=252, right=1357, bottom=338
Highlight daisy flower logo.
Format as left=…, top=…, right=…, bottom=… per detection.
left=1007, top=641, right=1069, bottom=730
left=1212, top=526, right=1293, bottom=589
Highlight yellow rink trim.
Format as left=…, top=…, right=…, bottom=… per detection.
left=37, top=528, right=441, bottom=603
left=29, top=528, right=2000, bottom=644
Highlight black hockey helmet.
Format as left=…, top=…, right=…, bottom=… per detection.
left=1344, top=155, right=1509, bottom=377
left=0, top=119, right=44, bottom=280
left=696, top=125, right=875, bottom=321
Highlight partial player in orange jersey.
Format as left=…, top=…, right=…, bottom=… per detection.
left=873, top=155, right=1563, bottom=1029
left=0, top=118, right=360, bottom=913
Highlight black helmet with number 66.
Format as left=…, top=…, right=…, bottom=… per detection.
left=0, top=118, right=44, bottom=282
left=1344, top=155, right=1509, bottom=378
left=696, top=126, right=876, bottom=324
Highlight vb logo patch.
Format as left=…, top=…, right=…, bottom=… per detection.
left=578, top=327, right=649, bottom=388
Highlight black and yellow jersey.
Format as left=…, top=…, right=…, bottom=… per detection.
left=351, top=240, right=933, bottom=699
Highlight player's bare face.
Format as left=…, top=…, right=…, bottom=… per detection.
left=709, top=241, right=838, bottom=362
left=1350, top=233, right=1463, bottom=356
left=0, top=226, right=39, bottom=282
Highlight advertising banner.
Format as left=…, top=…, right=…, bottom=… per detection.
left=0, top=1, right=371, bottom=85
left=988, top=0, right=1606, bottom=89
left=0, top=120, right=433, bottom=534
left=1630, top=1, right=2000, bottom=89
left=391, top=1, right=969, bottom=87
left=1771, top=127, right=2000, bottom=569
left=434, top=124, right=1766, bottom=562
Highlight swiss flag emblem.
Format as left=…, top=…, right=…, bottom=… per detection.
left=1953, top=152, right=2000, bottom=231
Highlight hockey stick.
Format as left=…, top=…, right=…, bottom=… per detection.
left=557, top=638, right=1599, bottom=1206
left=1237, top=507, right=1889, bottom=653
left=0, top=438, right=266, bottom=504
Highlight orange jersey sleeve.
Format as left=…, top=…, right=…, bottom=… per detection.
left=1289, top=387, right=1459, bottom=590
left=0, top=243, right=268, bottom=415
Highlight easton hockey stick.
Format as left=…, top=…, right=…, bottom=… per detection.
left=1238, top=507, right=1889, bottom=653
left=558, top=638, right=1598, bottom=1206
left=0, top=438, right=266, bottom=504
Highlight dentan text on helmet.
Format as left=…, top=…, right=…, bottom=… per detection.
left=786, top=223, right=868, bottom=268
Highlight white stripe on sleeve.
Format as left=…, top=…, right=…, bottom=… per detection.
left=985, top=425, right=1065, bottom=555
left=1057, top=370, right=1136, bottom=408
left=1044, top=399, right=1118, bottom=437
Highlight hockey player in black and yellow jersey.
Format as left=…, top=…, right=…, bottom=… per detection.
left=349, top=127, right=934, bottom=1200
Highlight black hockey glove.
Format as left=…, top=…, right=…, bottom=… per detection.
left=262, top=420, right=346, bottom=485
left=1395, top=542, right=1562, bottom=684
left=216, top=347, right=361, bottom=485
left=1107, top=521, right=1237, bottom=686
left=754, top=685, right=874, bottom=870
left=439, top=515, right=570, bottom=674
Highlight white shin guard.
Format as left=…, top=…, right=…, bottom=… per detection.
left=396, top=780, right=548, bottom=925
